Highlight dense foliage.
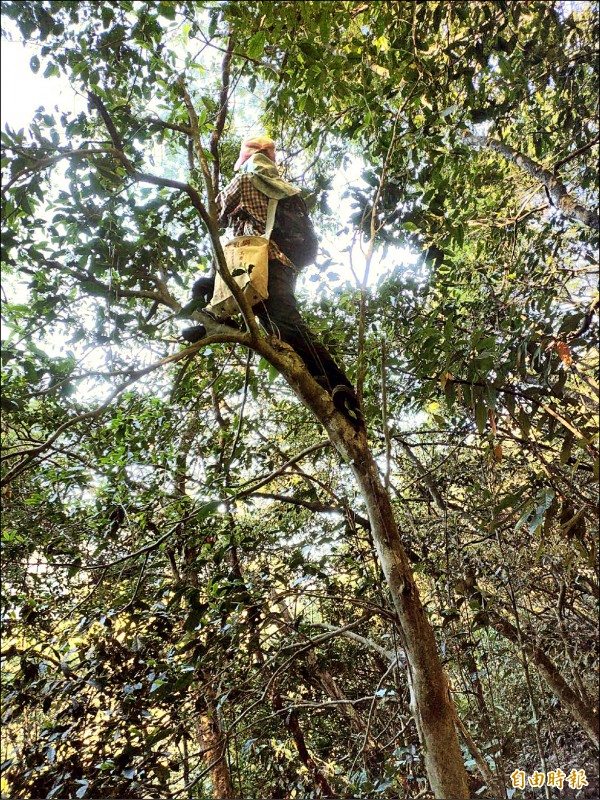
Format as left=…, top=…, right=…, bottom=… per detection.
left=1, top=1, right=598, bottom=798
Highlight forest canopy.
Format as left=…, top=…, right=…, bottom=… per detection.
left=1, top=1, right=598, bottom=799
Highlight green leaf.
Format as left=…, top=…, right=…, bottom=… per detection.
left=441, top=104, right=458, bottom=118
left=43, top=63, right=60, bottom=79
left=495, top=490, right=525, bottom=513
left=454, top=224, right=464, bottom=248
left=247, top=31, right=266, bottom=60
left=1, top=396, right=21, bottom=412
left=514, top=502, right=534, bottom=533
left=560, top=433, right=573, bottom=464
left=183, top=609, right=201, bottom=632
left=518, top=409, right=531, bottom=437
left=158, top=1, right=176, bottom=19
left=475, top=400, right=487, bottom=433
left=195, top=499, right=221, bottom=523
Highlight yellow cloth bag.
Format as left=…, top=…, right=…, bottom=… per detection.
left=206, top=198, right=277, bottom=320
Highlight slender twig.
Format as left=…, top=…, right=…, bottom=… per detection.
left=231, top=440, right=331, bottom=494
left=2, top=148, right=116, bottom=193
left=119, top=551, right=151, bottom=612
left=243, top=491, right=371, bottom=530
left=55, top=568, right=109, bottom=624
left=350, top=654, right=402, bottom=774
left=61, top=263, right=172, bottom=306
left=553, top=134, right=599, bottom=172
left=178, top=76, right=260, bottom=335
left=170, top=354, right=196, bottom=401
left=192, top=27, right=279, bottom=76
left=35, top=503, right=217, bottom=572
left=211, top=32, right=234, bottom=192
left=0, top=331, right=249, bottom=484
left=356, top=97, right=411, bottom=401
left=228, top=348, right=252, bottom=464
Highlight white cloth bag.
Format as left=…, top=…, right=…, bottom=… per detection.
left=206, top=198, right=278, bottom=319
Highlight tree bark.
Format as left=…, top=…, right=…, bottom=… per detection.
left=489, top=611, right=599, bottom=748
left=462, top=131, right=599, bottom=231
left=194, top=689, right=234, bottom=799
left=252, top=337, right=470, bottom=800
left=348, top=443, right=470, bottom=799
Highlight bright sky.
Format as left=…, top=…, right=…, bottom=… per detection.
left=1, top=34, right=86, bottom=130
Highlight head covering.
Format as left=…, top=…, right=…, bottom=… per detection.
left=243, top=152, right=300, bottom=200
left=234, top=135, right=276, bottom=171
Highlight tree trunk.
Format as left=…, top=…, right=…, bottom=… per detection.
left=175, top=423, right=234, bottom=799
left=194, top=686, right=234, bottom=799
left=489, top=611, right=599, bottom=748
left=348, top=444, right=470, bottom=799
left=253, top=337, right=470, bottom=799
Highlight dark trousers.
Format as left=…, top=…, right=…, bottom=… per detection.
left=194, top=261, right=353, bottom=392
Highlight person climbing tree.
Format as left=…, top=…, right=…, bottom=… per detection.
left=182, top=135, right=363, bottom=426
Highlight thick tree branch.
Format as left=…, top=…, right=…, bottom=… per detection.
left=553, top=134, right=600, bottom=172
left=88, top=92, right=125, bottom=151
left=60, top=263, right=173, bottom=306
left=142, top=116, right=193, bottom=135
left=489, top=611, right=599, bottom=747
left=3, top=137, right=214, bottom=232
left=310, top=622, right=398, bottom=661
left=88, top=91, right=214, bottom=230
left=84, top=89, right=271, bottom=371
left=462, top=131, right=599, bottom=231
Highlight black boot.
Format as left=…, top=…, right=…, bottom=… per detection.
left=331, top=385, right=364, bottom=427
left=180, top=277, right=216, bottom=318
left=181, top=324, right=207, bottom=343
